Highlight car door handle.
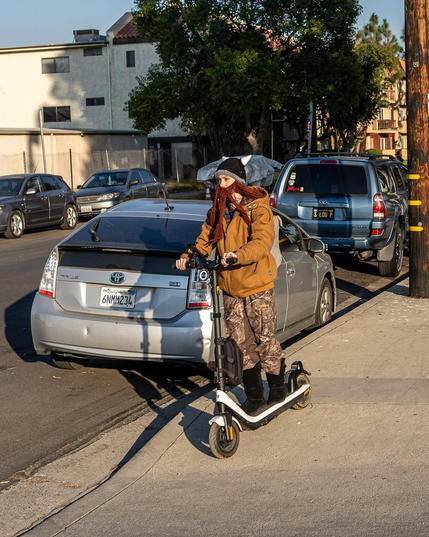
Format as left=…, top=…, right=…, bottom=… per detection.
left=59, top=193, right=65, bottom=198
left=41, top=196, right=48, bottom=201
left=286, top=264, right=296, bottom=277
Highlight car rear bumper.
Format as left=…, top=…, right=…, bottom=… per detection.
left=318, top=236, right=390, bottom=253
left=31, top=293, right=214, bottom=365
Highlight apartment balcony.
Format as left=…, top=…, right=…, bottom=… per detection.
left=372, top=119, right=397, bottom=131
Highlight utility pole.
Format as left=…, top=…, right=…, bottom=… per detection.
left=405, top=0, right=429, bottom=297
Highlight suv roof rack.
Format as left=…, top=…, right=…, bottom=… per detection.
left=296, top=152, right=396, bottom=161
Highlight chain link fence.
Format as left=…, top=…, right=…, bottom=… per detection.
left=0, top=148, right=198, bottom=189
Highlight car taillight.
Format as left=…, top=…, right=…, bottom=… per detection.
left=39, top=248, right=58, bottom=298
left=187, top=269, right=212, bottom=309
left=320, top=160, right=339, bottom=164
left=373, top=193, right=387, bottom=219
left=269, top=191, right=277, bottom=208
left=371, top=229, right=383, bottom=236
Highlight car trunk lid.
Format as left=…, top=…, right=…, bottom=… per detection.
left=55, top=249, right=189, bottom=320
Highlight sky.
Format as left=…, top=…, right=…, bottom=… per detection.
left=0, top=0, right=405, bottom=48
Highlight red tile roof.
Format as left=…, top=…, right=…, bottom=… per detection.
left=114, top=20, right=140, bottom=40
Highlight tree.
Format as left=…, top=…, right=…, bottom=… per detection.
left=127, top=0, right=361, bottom=155
left=323, top=14, right=402, bottom=151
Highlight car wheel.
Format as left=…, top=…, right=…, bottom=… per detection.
left=308, top=277, right=333, bottom=329
left=378, top=226, right=403, bottom=278
left=51, top=352, right=89, bottom=370
left=5, top=210, right=24, bottom=239
left=61, top=204, right=77, bottom=230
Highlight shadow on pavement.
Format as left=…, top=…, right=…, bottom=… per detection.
left=3, top=289, right=48, bottom=364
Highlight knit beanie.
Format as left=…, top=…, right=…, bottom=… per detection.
left=215, top=158, right=247, bottom=184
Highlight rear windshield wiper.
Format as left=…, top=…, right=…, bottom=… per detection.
left=90, top=219, right=101, bottom=242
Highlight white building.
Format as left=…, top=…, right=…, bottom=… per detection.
left=0, top=13, right=193, bottom=183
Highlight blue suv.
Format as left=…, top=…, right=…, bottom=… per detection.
left=269, top=153, right=408, bottom=277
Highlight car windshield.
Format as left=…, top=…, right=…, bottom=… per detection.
left=81, top=172, right=128, bottom=188
left=65, top=216, right=204, bottom=253
left=0, top=178, right=24, bottom=196
left=284, top=164, right=368, bottom=196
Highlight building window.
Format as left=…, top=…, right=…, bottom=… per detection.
left=42, top=57, right=70, bottom=74
left=86, top=97, right=105, bottom=106
left=380, top=137, right=386, bottom=150
left=390, top=107, right=394, bottom=120
left=43, top=106, right=71, bottom=122
left=126, top=50, right=135, bottom=68
left=399, top=79, right=404, bottom=92
left=84, top=47, right=103, bottom=56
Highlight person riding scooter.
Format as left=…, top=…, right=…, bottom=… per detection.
left=176, top=157, right=287, bottom=415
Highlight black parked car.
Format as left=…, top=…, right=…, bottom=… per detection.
left=0, top=174, right=78, bottom=239
left=76, top=168, right=168, bottom=218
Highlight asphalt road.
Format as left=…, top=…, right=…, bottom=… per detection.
left=0, top=224, right=408, bottom=488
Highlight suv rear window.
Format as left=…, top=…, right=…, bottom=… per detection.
left=283, top=164, right=368, bottom=196
left=65, top=216, right=203, bottom=253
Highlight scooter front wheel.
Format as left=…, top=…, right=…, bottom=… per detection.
left=209, top=422, right=240, bottom=459
left=292, top=373, right=311, bottom=410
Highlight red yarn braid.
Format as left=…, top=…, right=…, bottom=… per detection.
left=210, top=181, right=266, bottom=244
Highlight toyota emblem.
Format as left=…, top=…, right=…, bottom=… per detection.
left=320, top=199, right=329, bottom=205
left=110, top=272, right=126, bottom=284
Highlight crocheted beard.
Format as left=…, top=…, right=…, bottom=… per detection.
left=210, top=180, right=265, bottom=244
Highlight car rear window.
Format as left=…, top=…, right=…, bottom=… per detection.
left=64, top=216, right=204, bottom=253
left=283, top=164, right=368, bottom=195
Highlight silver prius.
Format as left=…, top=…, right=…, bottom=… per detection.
left=31, top=199, right=336, bottom=370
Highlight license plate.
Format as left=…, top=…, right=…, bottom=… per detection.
left=312, top=208, right=334, bottom=220
left=80, top=205, right=92, bottom=213
left=100, top=287, right=136, bottom=309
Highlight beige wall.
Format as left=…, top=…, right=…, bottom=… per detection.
left=0, top=131, right=148, bottom=188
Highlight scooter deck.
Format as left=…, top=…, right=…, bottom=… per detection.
left=216, top=384, right=310, bottom=430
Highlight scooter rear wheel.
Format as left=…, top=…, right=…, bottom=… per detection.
left=209, top=422, right=240, bottom=459
left=292, top=373, right=311, bottom=409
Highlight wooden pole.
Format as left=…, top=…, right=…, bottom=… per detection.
left=405, top=0, right=429, bottom=297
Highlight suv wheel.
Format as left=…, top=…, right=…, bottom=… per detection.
left=378, top=227, right=403, bottom=278
left=5, top=210, right=24, bottom=239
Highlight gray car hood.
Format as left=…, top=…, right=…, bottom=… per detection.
left=76, top=186, right=126, bottom=198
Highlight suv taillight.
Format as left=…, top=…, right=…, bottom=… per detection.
left=373, top=193, right=387, bottom=219
left=269, top=191, right=277, bottom=208
left=187, top=269, right=212, bottom=309
left=39, top=248, right=58, bottom=298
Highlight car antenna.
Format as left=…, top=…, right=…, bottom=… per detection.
left=90, top=218, right=101, bottom=242
left=161, top=189, right=174, bottom=211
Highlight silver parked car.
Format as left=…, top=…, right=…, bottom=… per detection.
left=31, top=199, right=336, bottom=370
left=76, top=168, right=167, bottom=218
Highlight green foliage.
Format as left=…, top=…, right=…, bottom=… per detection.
left=127, top=0, right=362, bottom=155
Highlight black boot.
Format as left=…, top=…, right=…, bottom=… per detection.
left=242, top=363, right=266, bottom=416
left=266, top=359, right=288, bottom=405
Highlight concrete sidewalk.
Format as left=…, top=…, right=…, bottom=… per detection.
left=15, top=280, right=429, bottom=536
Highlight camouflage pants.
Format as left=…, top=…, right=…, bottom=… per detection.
left=223, top=288, right=284, bottom=375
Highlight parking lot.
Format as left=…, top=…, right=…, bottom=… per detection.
left=0, top=220, right=409, bottom=490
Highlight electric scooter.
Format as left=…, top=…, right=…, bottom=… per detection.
left=184, top=245, right=311, bottom=459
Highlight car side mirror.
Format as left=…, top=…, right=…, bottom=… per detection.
left=77, top=185, right=82, bottom=189
left=308, top=238, right=325, bottom=253
left=129, top=179, right=139, bottom=186
left=26, top=188, right=37, bottom=195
